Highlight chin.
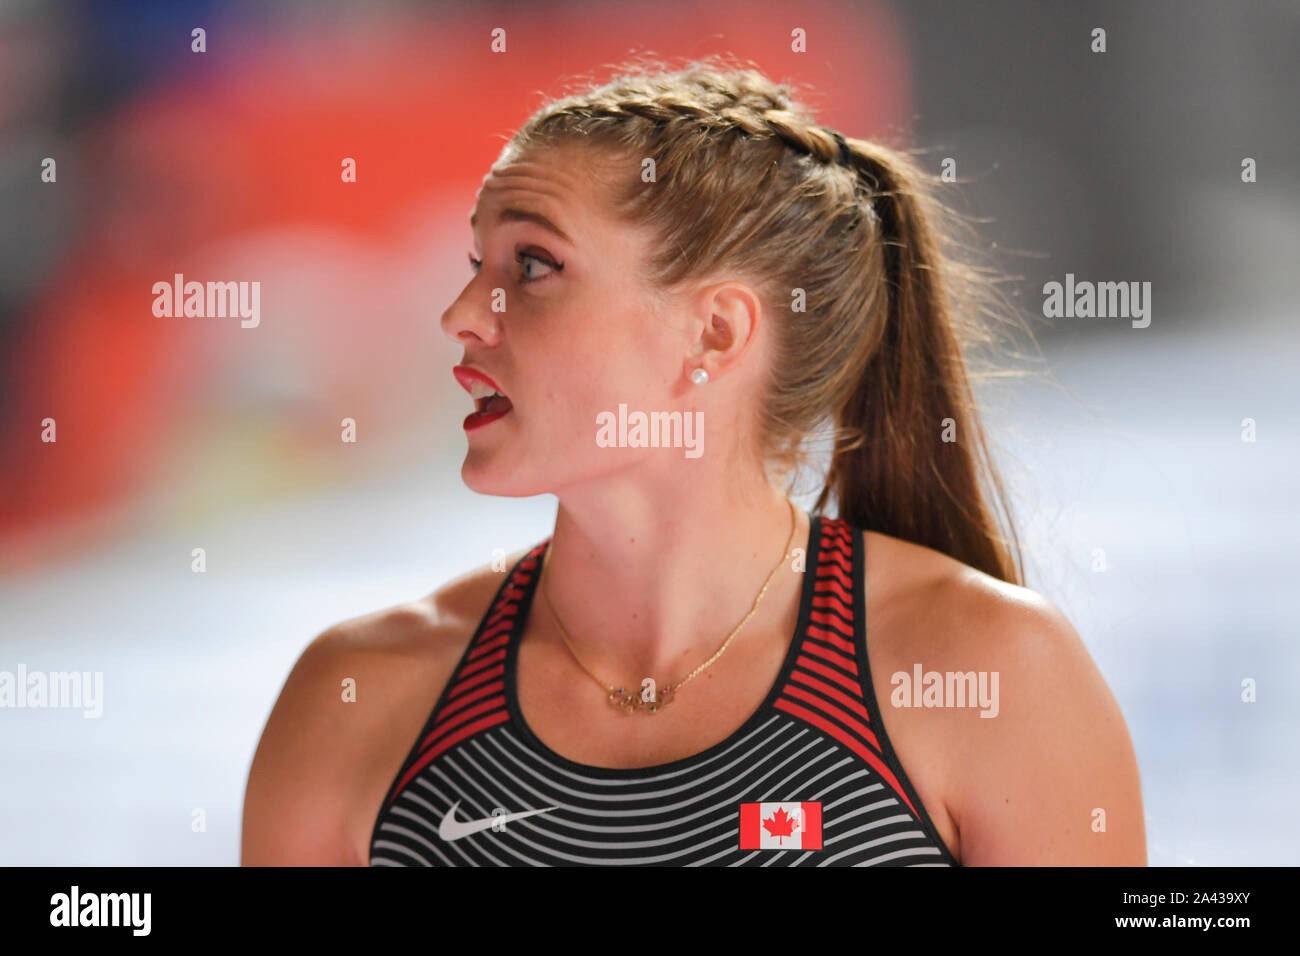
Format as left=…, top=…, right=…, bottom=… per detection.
left=460, top=457, right=541, bottom=498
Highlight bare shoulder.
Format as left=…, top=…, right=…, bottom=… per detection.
left=301, top=557, right=511, bottom=668
left=862, top=529, right=1147, bottom=866
left=864, top=528, right=1080, bottom=672
left=240, top=547, right=534, bottom=866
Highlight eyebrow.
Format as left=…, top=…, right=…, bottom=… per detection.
left=469, top=207, right=574, bottom=245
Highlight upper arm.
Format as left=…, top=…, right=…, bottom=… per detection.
left=241, top=626, right=367, bottom=866
left=946, top=585, right=1147, bottom=865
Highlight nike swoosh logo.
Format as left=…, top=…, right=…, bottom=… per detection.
left=438, top=800, right=558, bottom=841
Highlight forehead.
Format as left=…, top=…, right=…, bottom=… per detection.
left=470, top=145, right=620, bottom=243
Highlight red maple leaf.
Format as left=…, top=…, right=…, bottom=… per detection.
left=762, top=807, right=800, bottom=844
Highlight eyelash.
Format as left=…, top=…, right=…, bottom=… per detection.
left=467, top=250, right=563, bottom=284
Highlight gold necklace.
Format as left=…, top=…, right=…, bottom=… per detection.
left=538, top=498, right=799, bottom=715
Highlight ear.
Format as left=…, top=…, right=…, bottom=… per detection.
left=686, top=281, right=763, bottom=384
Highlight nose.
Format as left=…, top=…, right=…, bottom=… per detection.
left=439, top=281, right=503, bottom=346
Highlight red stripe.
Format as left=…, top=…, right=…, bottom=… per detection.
left=419, top=694, right=506, bottom=751
left=794, top=654, right=862, bottom=696
left=434, top=679, right=504, bottom=722
left=487, top=579, right=529, bottom=613
left=822, top=520, right=851, bottom=541
left=820, top=538, right=851, bottom=559
left=810, top=608, right=853, bottom=637
left=459, top=646, right=506, bottom=677
left=788, top=669, right=872, bottom=723
left=485, top=603, right=519, bottom=628
left=476, top=614, right=516, bottom=640
left=773, top=699, right=919, bottom=818
left=813, top=576, right=853, bottom=604
left=446, top=663, right=505, bottom=699
left=469, top=630, right=511, bottom=659
left=815, top=562, right=852, bottom=590
left=780, top=683, right=881, bottom=752
left=801, top=639, right=859, bottom=676
left=807, top=624, right=854, bottom=651
left=821, top=546, right=852, bottom=574
left=806, top=623, right=855, bottom=656
left=813, top=586, right=854, bottom=611
left=387, top=709, right=509, bottom=807
left=812, top=590, right=854, bottom=620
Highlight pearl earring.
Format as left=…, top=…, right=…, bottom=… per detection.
left=690, top=367, right=709, bottom=385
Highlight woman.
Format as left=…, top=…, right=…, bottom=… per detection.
left=242, top=61, right=1146, bottom=866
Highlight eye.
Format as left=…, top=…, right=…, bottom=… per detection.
left=516, top=249, right=561, bottom=283
left=466, top=249, right=563, bottom=284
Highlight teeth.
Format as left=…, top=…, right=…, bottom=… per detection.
left=467, top=381, right=504, bottom=400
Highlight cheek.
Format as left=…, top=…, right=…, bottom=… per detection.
left=591, top=305, right=679, bottom=395
left=595, top=342, right=674, bottom=410
left=526, top=285, right=676, bottom=422
left=534, top=352, right=665, bottom=450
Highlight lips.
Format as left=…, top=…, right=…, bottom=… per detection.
left=454, top=365, right=513, bottom=429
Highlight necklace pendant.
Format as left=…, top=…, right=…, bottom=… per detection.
left=606, top=684, right=676, bottom=715
left=608, top=690, right=638, bottom=715
left=640, top=684, right=675, bottom=715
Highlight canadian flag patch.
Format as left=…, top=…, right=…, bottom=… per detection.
left=739, top=802, right=822, bottom=850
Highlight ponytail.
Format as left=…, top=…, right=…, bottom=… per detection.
left=815, top=142, right=1024, bottom=586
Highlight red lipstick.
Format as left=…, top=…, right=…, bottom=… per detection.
left=453, top=365, right=513, bottom=431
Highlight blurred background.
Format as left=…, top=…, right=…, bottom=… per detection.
left=0, top=0, right=1296, bottom=865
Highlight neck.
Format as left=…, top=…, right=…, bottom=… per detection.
left=537, top=467, right=808, bottom=683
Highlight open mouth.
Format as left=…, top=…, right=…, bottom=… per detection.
left=454, top=365, right=514, bottom=430
left=467, top=379, right=513, bottom=418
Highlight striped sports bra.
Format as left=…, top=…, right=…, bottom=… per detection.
left=370, top=514, right=959, bottom=866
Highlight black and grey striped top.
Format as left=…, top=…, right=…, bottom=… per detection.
left=370, top=514, right=959, bottom=866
